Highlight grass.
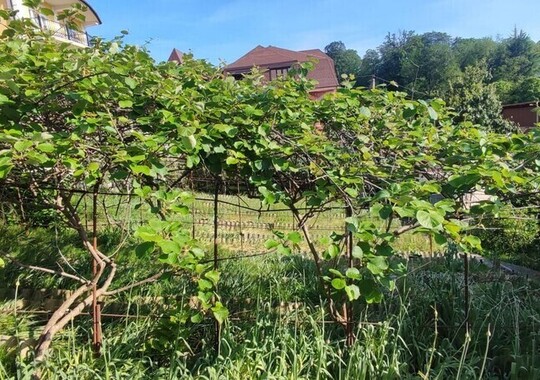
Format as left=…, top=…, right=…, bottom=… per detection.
left=1, top=245, right=540, bottom=379
left=0, top=191, right=536, bottom=379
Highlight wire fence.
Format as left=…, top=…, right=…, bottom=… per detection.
left=0, top=177, right=351, bottom=254
left=1, top=177, right=539, bottom=256
left=1, top=177, right=539, bottom=333
left=2, top=176, right=537, bottom=283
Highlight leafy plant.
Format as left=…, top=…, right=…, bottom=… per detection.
left=0, top=1, right=539, bottom=372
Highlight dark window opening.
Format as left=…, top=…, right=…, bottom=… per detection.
left=269, top=67, right=289, bottom=80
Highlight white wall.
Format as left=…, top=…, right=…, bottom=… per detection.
left=10, top=0, right=33, bottom=19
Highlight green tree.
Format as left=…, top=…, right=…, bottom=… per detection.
left=492, top=29, right=540, bottom=83
left=402, top=32, right=459, bottom=97
left=376, top=31, right=414, bottom=87
left=324, top=41, right=362, bottom=79
left=447, top=62, right=516, bottom=133
left=357, top=29, right=540, bottom=102
left=357, top=48, right=380, bottom=87
left=491, top=31, right=540, bottom=103
left=367, top=31, right=459, bottom=97
left=453, top=37, right=497, bottom=70
left=505, top=77, right=540, bottom=103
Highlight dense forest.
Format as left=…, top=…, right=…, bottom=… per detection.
left=325, top=29, right=540, bottom=132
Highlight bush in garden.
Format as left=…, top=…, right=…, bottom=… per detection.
left=0, top=0, right=539, bottom=373
left=473, top=208, right=539, bottom=268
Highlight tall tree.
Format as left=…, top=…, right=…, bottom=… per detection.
left=453, top=37, right=497, bottom=70
left=357, top=49, right=380, bottom=87
left=447, top=62, right=516, bottom=133
left=506, top=77, right=540, bottom=103
left=492, top=29, right=540, bottom=82
left=376, top=31, right=414, bottom=87
left=368, top=31, right=459, bottom=97
left=402, top=32, right=459, bottom=97
left=489, top=30, right=540, bottom=103
left=360, top=29, right=540, bottom=102
left=324, top=41, right=362, bottom=79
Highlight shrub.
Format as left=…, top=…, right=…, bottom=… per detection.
left=473, top=207, right=539, bottom=269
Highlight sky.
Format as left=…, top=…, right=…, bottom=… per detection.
left=88, top=0, right=540, bottom=65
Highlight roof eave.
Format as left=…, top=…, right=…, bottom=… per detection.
left=503, top=101, right=540, bottom=108
left=225, top=60, right=299, bottom=73
left=79, top=0, right=102, bottom=26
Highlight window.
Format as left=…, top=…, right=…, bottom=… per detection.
left=269, top=67, right=289, bottom=80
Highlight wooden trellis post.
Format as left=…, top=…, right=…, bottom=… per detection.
left=464, top=251, right=470, bottom=331
left=237, top=177, right=244, bottom=252
left=83, top=192, right=88, bottom=231
left=213, top=178, right=220, bottom=271
left=191, top=172, right=196, bottom=239
left=92, top=186, right=102, bottom=356
left=345, top=205, right=355, bottom=346
left=213, top=176, right=221, bottom=353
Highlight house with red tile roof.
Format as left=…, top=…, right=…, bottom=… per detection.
left=168, top=48, right=184, bottom=64
left=224, top=45, right=339, bottom=99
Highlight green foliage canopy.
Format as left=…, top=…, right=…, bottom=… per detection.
left=350, top=29, right=540, bottom=105
left=324, top=41, right=363, bottom=80
left=447, top=62, right=517, bottom=133
left=0, top=2, right=539, bottom=359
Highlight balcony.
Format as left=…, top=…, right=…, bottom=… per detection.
left=7, top=0, right=101, bottom=47
left=32, top=12, right=92, bottom=46
left=45, top=0, right=101, bottom=27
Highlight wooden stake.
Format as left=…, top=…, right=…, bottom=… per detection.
left=463, top=251, right=470, bottom=331
left=92, top=186, right=102, bottom=356
left=213, top=177, right=221, bottom=354
left=237, top=178, right=243, bottom=252
left=191, top=172, right=196, bottom=239
left=345, top=205, right=355, bottom=346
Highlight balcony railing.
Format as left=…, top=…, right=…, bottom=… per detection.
left=32, top=13, right=91, bottom=46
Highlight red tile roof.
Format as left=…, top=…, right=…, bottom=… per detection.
left=225, top=45, right=339, bottom=90
left=168, top=48, right=184, bottom=64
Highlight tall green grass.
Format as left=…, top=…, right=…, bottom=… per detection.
left=1, top=252, right=539, bottom=379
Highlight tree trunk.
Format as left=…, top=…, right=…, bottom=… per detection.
left=34, top=261, right=116, bottom=363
